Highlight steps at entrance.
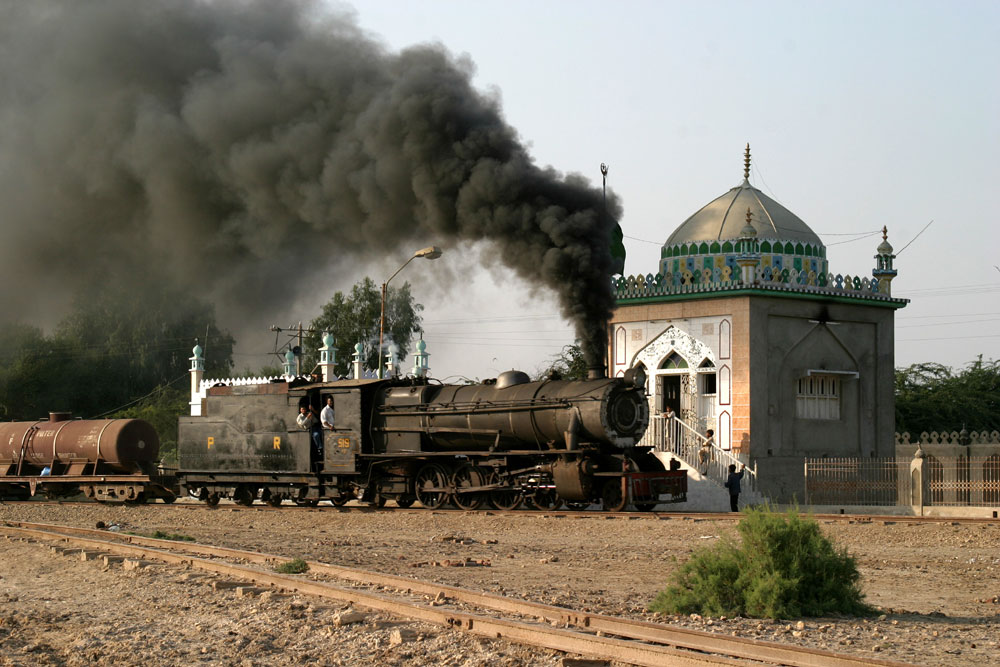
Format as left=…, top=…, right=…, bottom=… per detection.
left=654, top=452, right=767, bottom=512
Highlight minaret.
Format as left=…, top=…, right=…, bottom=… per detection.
left=411, top=338, right=430, bottom=378
left=352, top=342, right=364, bottom=380
left=385, top=346, right=396, bottom=378
left=735, top=207, right=761, bottom=285
left=872, top=226, right=898, bottom=295
left=318, top=331, right=336, bottom=381
left=189, top=339, right=205, bottom=417
left=283, top=348, right=295, bottom=378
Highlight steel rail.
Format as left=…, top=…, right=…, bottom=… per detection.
left=1, top=523, right=733, bottom=667
left=3, top=521, right=914, bottom=667
left=4, top=500, right=998, bottom=525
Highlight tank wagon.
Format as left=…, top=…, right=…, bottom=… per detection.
left=176, top=370, right=687, bottom=510
left=0, top=413, right=177, bottom=502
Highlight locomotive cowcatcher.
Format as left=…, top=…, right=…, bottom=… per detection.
left=176, top=369, right=687, bottom=510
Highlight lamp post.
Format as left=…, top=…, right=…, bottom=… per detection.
left=378, top=246, right=442, bottom=378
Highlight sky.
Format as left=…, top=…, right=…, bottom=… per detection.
left=295, top=0, right=1000, bottom=381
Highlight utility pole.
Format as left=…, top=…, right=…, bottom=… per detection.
left=296, top=322, right=303, bottom=376
left=600, top=163, right=609, bottom=209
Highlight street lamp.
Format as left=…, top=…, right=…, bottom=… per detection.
left=378, top=246, right=442, bottom=378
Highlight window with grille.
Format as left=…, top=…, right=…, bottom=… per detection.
left=796, top=375, right=840, bottom=420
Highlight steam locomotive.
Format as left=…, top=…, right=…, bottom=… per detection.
left=1, top=371, right=687, bottom=510
left=175, top=369, right=685, bottom=510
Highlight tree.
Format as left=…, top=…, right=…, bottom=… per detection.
left=895, top=356, right=1000, bottom=434
left=537, top=343, right=589, bottom=381
left=0, top=285, right=234, bottom=421
left=304, top=277, right=423, bottom=377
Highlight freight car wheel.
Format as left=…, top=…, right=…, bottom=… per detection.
left=395, top=496, right=415, bottom=508
left=451, top=465, right=486, bottom=511
left=266, top=494, right=283, bottom=507
left=160, top=495, right=176, bottom=504
left=600, top=480, right=627, bottom=512
left=234, top=487, right=255, bottom=507
left=330, top=496, right=350, bottom=507
left=415, top=464, right=448, bottom=510
left=205, top=493, right=221, bottom=507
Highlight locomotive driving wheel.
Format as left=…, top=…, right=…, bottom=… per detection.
left=600, top=479, right=627, bottom=512
left=487, top=471, right=522, bottom=511
left=451, top=464, right=486, bottom=511
left=528, top=488, right=563, bottom=511
left=414, top=463, right=449, bottom=510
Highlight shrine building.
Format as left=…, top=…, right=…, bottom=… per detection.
left=608, top=146, right=908, bottom=501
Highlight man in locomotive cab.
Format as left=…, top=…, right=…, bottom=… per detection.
left=297, top=403, right=324, bottom=471
left=320, top=396, right=335, bottom=431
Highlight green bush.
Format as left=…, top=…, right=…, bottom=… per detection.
left=650, top=508, right=872, bottom=619
left=274, top=558, right=309, bottom=574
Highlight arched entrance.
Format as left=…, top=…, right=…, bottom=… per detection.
left=630, top=326, right=717, bottom=433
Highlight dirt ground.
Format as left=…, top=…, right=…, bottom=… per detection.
left=1, top=501, right=998, bottom=666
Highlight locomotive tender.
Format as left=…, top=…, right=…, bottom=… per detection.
left=176, top=369, right=687, bottom=510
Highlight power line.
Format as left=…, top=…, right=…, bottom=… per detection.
left=897, top=334, right=1000, bottom=342
left=897, top=318, right=1000, bottom=329
left=897, top=220, right=934, bottom=255
left=898, top=311, right=1000, bottom=320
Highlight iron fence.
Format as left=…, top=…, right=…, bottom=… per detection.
left=805, top=455, right=1000, bottom=507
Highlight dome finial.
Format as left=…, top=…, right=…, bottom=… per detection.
left=743, top=143, right=751, bottom=181
left=881, top=225, right=888, bottom=243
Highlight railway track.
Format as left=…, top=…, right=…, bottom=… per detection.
left=4, top=498, right=998, bottom=526
left=2, top=520, right=915, bottom=667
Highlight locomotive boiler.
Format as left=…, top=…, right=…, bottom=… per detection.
left=0, top=413, right=176, bottom=502
left=176, top=369, right=686, bottom=510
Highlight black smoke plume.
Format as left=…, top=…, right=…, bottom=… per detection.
left=0, top=1, right=621, bottom=369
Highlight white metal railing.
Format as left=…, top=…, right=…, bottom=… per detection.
left=640, top=414, right=758, bottom=494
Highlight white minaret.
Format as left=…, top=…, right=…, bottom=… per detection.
left=872, top=226, right=898, bottom=296
left=189, top=340, right=205, bottom=417
left=352, top=342, right=364, bottom=380
left=735, top=207, right=761, bottom=285
left=411, top=338, right=429, bottom=378
left=385, top=346, right=396, bottom=378
left=318, top=331, right=337, bottom=381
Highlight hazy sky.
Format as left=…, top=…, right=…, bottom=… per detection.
left=306, top=0, right=999, bottom=381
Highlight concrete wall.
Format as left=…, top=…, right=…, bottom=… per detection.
left=748, top=297, right=897, bottom=501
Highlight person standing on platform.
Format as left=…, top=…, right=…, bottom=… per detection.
left=698, top=429, right=714, bottom=475
left=724, top=463, right=746, bottom=512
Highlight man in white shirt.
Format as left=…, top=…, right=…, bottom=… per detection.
left=320, top=396, right=335, bottom=430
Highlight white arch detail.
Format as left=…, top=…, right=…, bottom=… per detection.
left=629, top=325, right=716, bottom=373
